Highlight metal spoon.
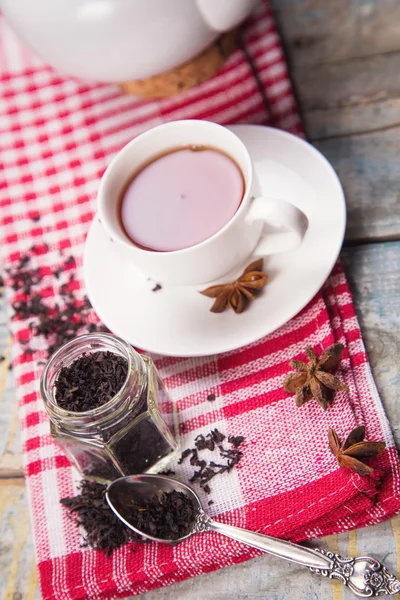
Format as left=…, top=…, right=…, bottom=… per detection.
left=106, top=474, right=400, bottom=597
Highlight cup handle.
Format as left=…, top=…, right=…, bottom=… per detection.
left=245, top=196, right=308, bottom=255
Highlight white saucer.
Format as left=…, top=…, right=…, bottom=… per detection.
left=83, top=125, right=346, bottom=357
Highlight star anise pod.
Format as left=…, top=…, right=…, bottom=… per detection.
left=328, top=426, right=385, bottom=476
left=200, top=258, right=268, bottom=314
left=283, top=344, right=349, bottom=410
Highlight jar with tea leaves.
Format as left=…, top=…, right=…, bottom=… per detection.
left=40, top=333, right=177, bottom=481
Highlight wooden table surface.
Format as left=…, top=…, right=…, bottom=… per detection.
left=1, top=1, right=400, bottom=598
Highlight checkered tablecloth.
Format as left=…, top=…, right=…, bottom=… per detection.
left=1, top=3, right=400, bottom=599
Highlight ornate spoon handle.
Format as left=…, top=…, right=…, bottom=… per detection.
left=309, top=551, right=400, bottom=598
left=200, top=516, right=400, bottom=597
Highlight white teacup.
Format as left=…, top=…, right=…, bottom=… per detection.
left=97, top=120, right=308, bottom=285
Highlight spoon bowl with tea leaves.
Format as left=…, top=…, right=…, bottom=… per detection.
left=107, top=474, right=400, bottom=598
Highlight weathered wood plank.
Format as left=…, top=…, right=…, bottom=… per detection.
left=267, top=3, right=400, bottom=242
left=271, top=0, right=400, bottom=66
left=0, top=313, right=23, bottom=473
left=0, top=484, right=40, bottom=600
left=297, top=51, right=400, bottom=113
left=341, top=241, right=400, bottom=444
left=315, top=128, right=400, bottom=242
left=0, top=299, right=39, bottom=597
left=304, top=97, right=400, bottom=140
left=295, top=51, right=400, bottom=139
left=0, top=473, right=25, bottom=484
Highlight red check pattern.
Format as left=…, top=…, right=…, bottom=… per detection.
left=1, top=3, right=400, bottom=599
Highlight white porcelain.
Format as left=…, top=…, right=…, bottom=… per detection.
left=1, top=0, right=259, bottom=82
left=84, top=125, right=346, bottom=357
left=97, top=119, right=307, bottom=285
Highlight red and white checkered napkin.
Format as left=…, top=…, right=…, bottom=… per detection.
left=1, top=2, right=400, bottom=599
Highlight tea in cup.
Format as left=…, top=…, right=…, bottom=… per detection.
left=98, top=119, right=307, bottom=285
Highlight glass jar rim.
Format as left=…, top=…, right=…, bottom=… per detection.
left=40, top=332, right=140, bottom=419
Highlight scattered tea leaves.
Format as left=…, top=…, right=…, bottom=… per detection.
left=60, top=480, right=142, bottom=556
left=178, top=449, right=192, bottom=464
left=228, top=435, right=245, bottom=448
left=178, top=428, right=245, bottom=494
left=5, top=249, right=107, bottom=358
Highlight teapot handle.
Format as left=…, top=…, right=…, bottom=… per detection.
left=196, top=0, right=259, bottom=32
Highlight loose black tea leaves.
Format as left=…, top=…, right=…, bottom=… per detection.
left=194, top=434, right=215, bottom=452
left=5, top=248, right=107, bottom=358
left=178, top=448, right=192, bottom=464
left=55, top=351, right=128, bottom=412
left=211, top=429, right=226, bottom=445
left=125, top=490, right=197, bottom=540
left=228, top=435, right=245, bottom=448
left=60, top=480, right=142, bottom=556
left=178, top=428, right=245, bottom=494
left=65, top=256, right=75, bottom=267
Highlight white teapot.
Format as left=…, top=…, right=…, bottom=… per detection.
left=1, top=0, right=259, bottom=82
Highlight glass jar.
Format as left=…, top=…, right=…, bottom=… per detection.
left=40, top=333, right=178, bottom=482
